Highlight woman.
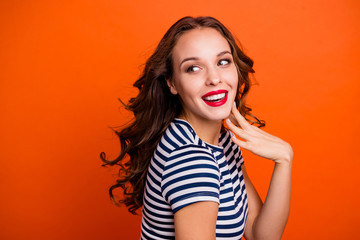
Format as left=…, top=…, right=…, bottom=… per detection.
left=101, top=16, right=293, bottom=240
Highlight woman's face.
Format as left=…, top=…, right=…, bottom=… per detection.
left=168, top=27, right=238, bottom=124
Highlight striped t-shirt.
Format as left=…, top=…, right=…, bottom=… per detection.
left=141, top=118, right=248, bottom=239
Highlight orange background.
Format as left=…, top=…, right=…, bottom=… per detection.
left=1, top=0, right=359, bottom=239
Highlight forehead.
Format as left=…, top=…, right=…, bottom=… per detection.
left=172, top=28, right=231, bottom=62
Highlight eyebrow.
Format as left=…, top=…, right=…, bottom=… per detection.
left=179, top=50, right=232, bottom=68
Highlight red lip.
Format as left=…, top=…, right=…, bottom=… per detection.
left=201, top=89, right=228, bottom=107
left=201, top=89, right=228, bottom=98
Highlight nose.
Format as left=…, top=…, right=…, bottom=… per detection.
left=205, top=67, right=221, bottom=86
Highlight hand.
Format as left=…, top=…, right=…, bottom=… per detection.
left=225, top=103, right=293, bottom=165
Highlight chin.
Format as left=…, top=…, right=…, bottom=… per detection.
left=206, top=107, right=232, bottom=121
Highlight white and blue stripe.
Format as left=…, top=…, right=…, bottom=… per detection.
left=141, top=118, right=248, bottom=239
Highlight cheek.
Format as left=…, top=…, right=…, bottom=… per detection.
left=225, top=71, right=239, bottom=102
left=174, top=78, right=198, bottom=101
left=177, top=75, right=203, bottom=95
left=224, top=69, right=239, bottom=88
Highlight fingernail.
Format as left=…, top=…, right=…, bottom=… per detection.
left=226, top=118, right=232, bottom=125
left=233, top=102, right=237, bottom=108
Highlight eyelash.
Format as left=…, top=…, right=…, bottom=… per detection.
left=185, top=58, right=232, bottom=73
left=218, top=58, right=232, bottom=66
left=186, top=65, right=200, bottom=73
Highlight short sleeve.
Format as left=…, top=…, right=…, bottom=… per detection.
left=161, top=144, right=221, bottom=214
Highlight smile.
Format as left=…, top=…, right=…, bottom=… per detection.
left=202, top=90, right=228, bottom=107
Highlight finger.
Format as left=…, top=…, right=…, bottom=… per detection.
left=251, top=125, right=273, bottom=138
left=249, top=124, right=281, bottom=141
left=228, top=114, right=238, bottom=127
left=226, top=118, right=251, bottom=141
left=230, top=135, right=250, bottom=150
left=231, top=102, right=251, bottom=130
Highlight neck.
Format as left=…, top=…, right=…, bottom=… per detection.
left=179, top=114, right=223, bottom=146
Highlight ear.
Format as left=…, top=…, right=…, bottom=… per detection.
left=166, top=78, right=178, bottom=95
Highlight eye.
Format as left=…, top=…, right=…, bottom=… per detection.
left=218, top=58, right=231, bottom=66
left=186, top=65, right=201, bottom=73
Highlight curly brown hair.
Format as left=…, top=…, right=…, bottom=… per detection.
left=100, top=16, right=264, bottom=214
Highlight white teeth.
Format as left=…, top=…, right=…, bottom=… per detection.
left=203, top=93, right=226, bottom=101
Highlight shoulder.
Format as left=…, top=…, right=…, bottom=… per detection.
left=157, top=119, right=206, bottom=156
left=165, top=143, right=218, bottom=175
left=160, top=119, right=197, bottom=150
left=161, top=123, right=221, bottom=188
left=153, top=119, right=216, bottom=172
